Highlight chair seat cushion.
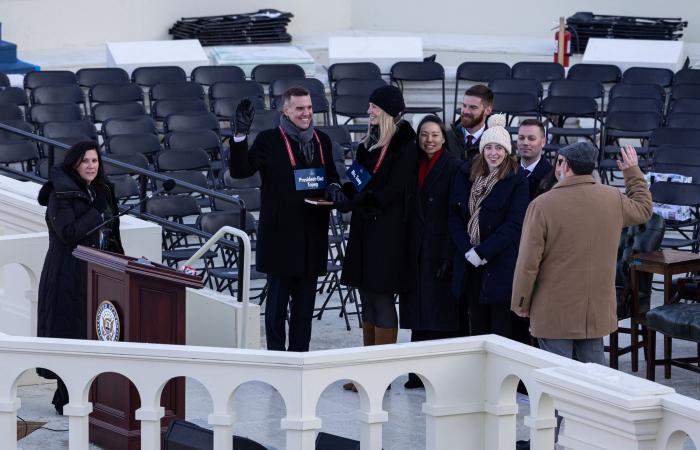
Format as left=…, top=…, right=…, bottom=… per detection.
left=646, top=303, right=700, bottom=341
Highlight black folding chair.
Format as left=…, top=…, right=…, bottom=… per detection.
left=511, top=61, right=564, bottom=82
left=567, top=63, right=621, bottom=84
left=390, top=61, right=446, bottom=120
left=76, top=68, right=129, bottom=88
left=191, top=65, right=246, bottom=87
left=622, top=67, right=674, bottom=88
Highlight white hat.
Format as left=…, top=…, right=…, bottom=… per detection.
left=479, top=114, right=512, bottom=153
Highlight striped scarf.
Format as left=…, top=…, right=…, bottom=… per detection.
left=467, top=170, right=500, bottom=246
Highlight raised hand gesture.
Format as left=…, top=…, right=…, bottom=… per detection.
left=616, top=144, right=639, bottom=171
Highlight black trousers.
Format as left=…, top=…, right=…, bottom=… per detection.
left=463, top=265, right=513, bottom=339
left=265, top=275, right=317, bottom=352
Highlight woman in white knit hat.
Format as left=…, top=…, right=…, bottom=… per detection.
left=447, top=114, right=529, bottom=338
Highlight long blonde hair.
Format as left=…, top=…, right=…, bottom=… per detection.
left=363, top=107, right=397, bottom=151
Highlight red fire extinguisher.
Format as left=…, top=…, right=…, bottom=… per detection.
left=554, top=18, right=571, bottom=67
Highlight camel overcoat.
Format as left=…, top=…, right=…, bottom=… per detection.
left=510, top=167, right=652, bottom=339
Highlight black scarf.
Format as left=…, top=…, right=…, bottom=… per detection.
left=280, top=114, right=315, bottom=165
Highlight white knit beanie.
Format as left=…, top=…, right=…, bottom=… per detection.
left=479, top=114, right=512, bottom=153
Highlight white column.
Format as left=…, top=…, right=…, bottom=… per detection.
left=525, top=415, right=556, bottom=450
left=484, top=402, right=519, bottom=450
left=0, top=398, right=20, bottom=450
left=281, top=416, right=322, bottom=450
left=135, top=407, right=165, bottom=450
left=64, top=403, right=93, bottom=450
left=423, top=402, right=485, bottom=450
left=358, top=410, right=388, bottom=450
left=208, top=412, right=235, bottom=450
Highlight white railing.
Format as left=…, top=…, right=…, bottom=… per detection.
left=2, top=333, right=699, bottom=450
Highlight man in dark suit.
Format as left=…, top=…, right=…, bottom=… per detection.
left=446, top=84, right=493, bottom=161
left=516, top=119, right=552, bottom=200
left=229, top=87, right=345, bottom=352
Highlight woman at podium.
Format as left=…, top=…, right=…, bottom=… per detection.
left=36, top=140, right=124, bottom=414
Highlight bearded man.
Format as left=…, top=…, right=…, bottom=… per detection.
left=446, top=84, right=494, bottom=160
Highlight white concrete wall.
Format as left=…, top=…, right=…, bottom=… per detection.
left=2, top=0, right=352, bottom=51
left=351, top=1, right=700, bottom=42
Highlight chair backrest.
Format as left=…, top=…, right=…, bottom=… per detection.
left=673, top=69, right=700, bottom=86
left=669, top=98, right=700, bottom=114
left=28, top=104, right=82, bottom=125
left=108, top=174, right=140, bottom=200
left=666, top=112, right=700, bottom=130
left=491, top=92, right=540, bottom=115
left=212, top=97, right=266, bottom=119
left=604, top=110, right=663, bottom=132
left=540, top=96, right=598, bottom=116
left=333, top=78, right=386, bottom=97
left=607, top=97, right=664, bottom=113
left=547, top=80, right=604, bottom=99
left=650, top=181, right=700, bottom=207
left=653, top=145, right=700, bottom=171
left=31, top=85, right=85, bottom=105
left=248, top=109, right=281, bottom=133
left=24, top=70, right=77, bottom=90
left=622, top=67, right=674, bottom=88
left=76, top=68, right=129, bottom=88
left=102, top=152, right=150, bottom=176
left=89, top=83, right=144, bottom=104
left=191, top=65, right=246, bottom=86
left=131, top=66, right=187, bottom=87
left=567, top=63, right=621, bottom=83
left=671, top=83, right=700, bottom=102
left=328, top=62, right=382, bottom=83
left=157, top=148, right=210, bottom=171
left=106, top=133, right=162, bottom=156
left=164, top=129, right=221, bottom=154
left=0, top=104, right=25, bottom=121
left=145, top=194, right=200, bottom=218
left=489, top=78, right=543, bottom=98
left=151, top=99, right=209, bottom=120
left=609, top=83, right=665, bottom=102
left=269, top=77, right=325, bottom=98
left=197, top=209, right=256, bottom=234
left=164, top=111, right=220, bottom=134
left=251, top=64, right=305, bottom=84
left=0, top=141, right=39, bottom=164
left=511, top=62, right=564, bottom=82
left=209, top=80, right=264, bottom=101
left=650, top=127, right=700, bottom=148
left=0, top=120, right=33, bottom=141
left=42, top=119, right=97, bottom=140
left=316, top=125, right=352, bottom=150
left=92, top=102, right=146, bottom=123
left=390, top=61, right=444, bottom=82
left=0, top=88, right=29, bottom=107
left=456, top=62, right=511, bottom=83
left=102, top=115, right=157, bottom=137
left=150, top=82, right=204, bottom=101
left=221, top=168, right=262, bottom=189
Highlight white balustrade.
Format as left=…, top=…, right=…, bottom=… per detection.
left=2, top=333, right=700, bottom=450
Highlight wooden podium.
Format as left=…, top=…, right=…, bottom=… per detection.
left=73, top=246, right=203, bottom=450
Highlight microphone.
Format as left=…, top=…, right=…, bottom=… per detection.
left=85, top=178, right=176, bottom=237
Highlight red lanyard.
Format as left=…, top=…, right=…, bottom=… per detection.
left=372, top=144, right=390, bottom=174
left=278, top=126, right=325, bottom=168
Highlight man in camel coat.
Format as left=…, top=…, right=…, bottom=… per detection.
left=511, top=142, right=652, bottom=364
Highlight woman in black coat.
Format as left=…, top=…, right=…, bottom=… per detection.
left=448, top=115, right=528, bottom=339
left=339, top=86, right=417, bottom=389
left=37, top=140, right=124, bottom=414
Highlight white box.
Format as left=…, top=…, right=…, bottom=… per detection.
left=328, top=36, right=424, bottom=73
left=208, top=45, right=316, bottom=77
left=106, top=39, right=210, bottom=76
left=582, top=38, right=686, bottom=72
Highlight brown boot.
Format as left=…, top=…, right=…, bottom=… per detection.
left=343, top=321, right=376, bottom=392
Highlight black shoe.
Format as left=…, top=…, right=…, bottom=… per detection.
left=516, top=440, right=530, bottom=450
left=403, top=373, right=424, bottom=389
left=54, top=403, right=64, bottom=416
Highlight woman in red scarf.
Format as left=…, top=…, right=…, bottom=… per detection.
left=400, top=115, right=461, bottom=389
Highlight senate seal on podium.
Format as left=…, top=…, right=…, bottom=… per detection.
left=96, top=300, right=121, bottom=342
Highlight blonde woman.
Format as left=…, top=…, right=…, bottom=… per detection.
left=338, top=86, right=417, bottom=390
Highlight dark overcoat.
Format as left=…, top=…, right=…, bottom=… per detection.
left=340, top=120, right=418, bottom=294
left=229, top=127, right=339, bottom=278
left=446, top=120, right=485, bottom=161
left=37, top=168, right=124, bottom=341
left=399, top=150, right=461, bottom=331
left=448, top=162, right=529, bottom=305
left=524, top=157, right=553, bottom=200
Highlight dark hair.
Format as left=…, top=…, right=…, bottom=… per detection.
left=61, top=140, right=106, bottom=184
left=416, top=114, right=447, bottom=149
left=518, top=118, right=545, bottom=136
left=463, top=84, right=494, bottom=107
left=283, top=86, right=310, bottom=104
left=567, top=159, right=595, bottom=175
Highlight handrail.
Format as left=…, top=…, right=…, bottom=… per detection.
left=0, top=120, right=251, bottom=301
left=182, top=225, right=251, bottom=346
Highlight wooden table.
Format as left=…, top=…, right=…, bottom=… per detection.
left=630, top=249, right=700, bottom=378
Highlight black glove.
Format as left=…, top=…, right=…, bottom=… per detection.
left=234, top=98, right=255, bottom=136
left=324, top=183, right=348, bottom=203
left=436, top=259, right=453, bottom=280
